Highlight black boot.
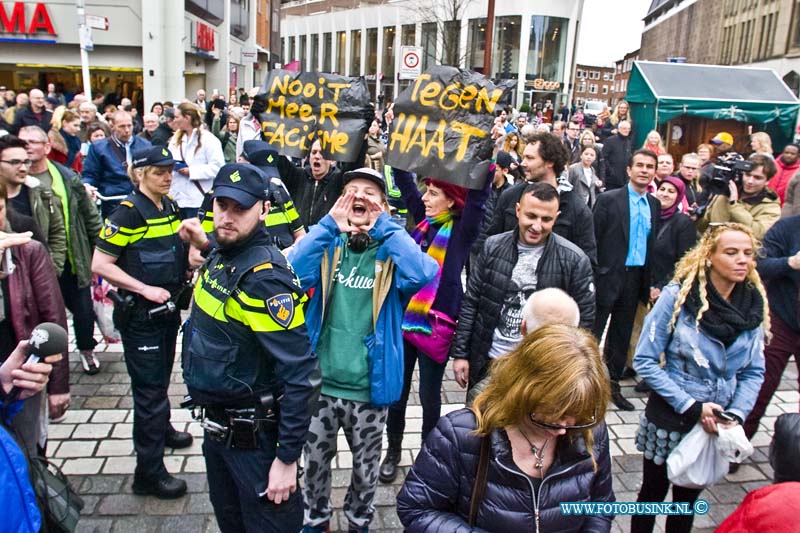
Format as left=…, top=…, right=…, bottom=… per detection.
left=379, top=436, right=403, bottom=484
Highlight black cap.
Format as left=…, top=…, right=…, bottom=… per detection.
left=163, top=107, right=175, bottom=119
left=343, top=167, right=387, bottom=195
left=212, top=163, right=269, bottom=209
left=242, top=140, right=280, bottom=179
left=131, top=146, right=175, bottom=169
left=496, top=150, right=514, bottom=170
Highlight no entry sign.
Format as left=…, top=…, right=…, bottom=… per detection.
left=399, top=46, right=423, bottom=80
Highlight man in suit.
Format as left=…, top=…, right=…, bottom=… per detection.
left=592, top=149, right=660, bottom=411
left=602, top=120, right=632, bottom=190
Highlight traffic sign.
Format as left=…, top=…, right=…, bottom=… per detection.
left=399, top=46, right=423, bottom=80
left=86, top=14, right=108, bottom=31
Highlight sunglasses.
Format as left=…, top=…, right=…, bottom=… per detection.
left=529, top=412, right=598, bottom=431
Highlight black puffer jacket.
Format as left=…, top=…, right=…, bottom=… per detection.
left=487, top=181, right=597, bottom=269
left=452, top=229, right=596, bottom=385
left=397, top=409, right=614, bottom=532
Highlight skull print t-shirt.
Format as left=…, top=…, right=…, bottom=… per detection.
left=487, top=242, right=545, bottom=359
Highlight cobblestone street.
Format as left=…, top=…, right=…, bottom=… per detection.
left=54, top=318, right=796, bottom=533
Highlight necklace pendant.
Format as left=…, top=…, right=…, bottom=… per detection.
left=535, top=459, right=544, bottom=469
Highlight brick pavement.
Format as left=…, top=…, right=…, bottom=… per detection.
left=53, top=318, right=797, bottom=533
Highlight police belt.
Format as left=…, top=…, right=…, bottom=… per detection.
left=199, top=403, right=279, bottom=450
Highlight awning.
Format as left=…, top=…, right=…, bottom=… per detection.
left=625, top=61, right=800, bottom=148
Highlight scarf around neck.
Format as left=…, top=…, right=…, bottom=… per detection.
left=684, top=276, right=763, bottom=347
left=402, top=211, right=453, bottom=334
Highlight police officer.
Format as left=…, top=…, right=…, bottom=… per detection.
left=91, top=146, right=192, bottom=499
left=196, top=141, right=306, bottom=251
left=177, top=163, right=320, bottom=532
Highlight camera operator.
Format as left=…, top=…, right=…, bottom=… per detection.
left=698, top=154, right=781, bottom=240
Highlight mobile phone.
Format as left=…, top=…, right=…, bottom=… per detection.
left=174, top=160, right=188, bottom=171
left=713, top=409, right=736, bottom=422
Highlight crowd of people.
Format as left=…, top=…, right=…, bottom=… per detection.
left=0, top=83, right=799, bottom=532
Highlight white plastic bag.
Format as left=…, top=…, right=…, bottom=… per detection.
left=667, top=422, right=729, bottom=489
left=91, top=275, right=121, bottom=344
left=716, top=424, right=754, bottom=463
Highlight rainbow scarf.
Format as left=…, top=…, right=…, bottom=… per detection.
left=402, top=211, right=454, bottom=335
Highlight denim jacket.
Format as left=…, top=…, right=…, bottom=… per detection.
left=633, top=282, right=765, bottom=423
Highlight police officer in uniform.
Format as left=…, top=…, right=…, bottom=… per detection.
left=196, top=141, right=305, bottom=252
left=178, top=163, right=320, bottom=532
left=91, top=146, right=192, bottom=499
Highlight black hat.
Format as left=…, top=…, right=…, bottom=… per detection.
left=496, top=150, right=514, bottom=170
left=343, top=167, right=387, bottom=195
left=131, top=146, right=175, bottom=169
left=241, top=140, right=280, bottom=179
left=212, top=163, right=269, bottom=209
left=162, top=107, right=175, bottom=119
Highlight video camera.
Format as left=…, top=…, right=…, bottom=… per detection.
left=707, top=153, right=753, bottom=196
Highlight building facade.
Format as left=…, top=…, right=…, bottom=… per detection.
left=640, top=0, right=800, bottom=96
left=612, top=49, right=639, bottom=106
left=573, top=64, right=615, bottom=106
left=0, top=0, right=281, bottom=111
left=279, top=0, right=585, bottom=108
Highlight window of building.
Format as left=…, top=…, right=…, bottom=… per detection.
left=281, top=37, right=286, bottom=64
left=336, top=31, right=346, bottom=74
left=401, top=24, right=415, bottom=46
left=526, top=16, right=568, bottom=81
left=323, top=32, right=332, bottom=72
left=288, top=36, right=295, bottom=62
left=492, top=16, right=521, bottom=79
left=602, top=86, right=608, bottom=95
left=350, top=29, right=362, bottom=76
left=793, top=1, right=800, bottom=49
left=230, top=0, right=250, bottom=41
left=578, top=82, right=586, bottom=92
left=421, top=22, right=436, bottom=70
left=440, top=20, right=461, bottom=65
left=589, top=84, right=598, bottom=94
left=299, top=35, right=307, bottom=71
left=185, top=0, right=224, bottom=26
left=383, top=26, right=397, bottom=78
left=466, top=18, right=486, bottom=71
left=366, top=28, right=379, bottom=75
left=311, top=34, right=320, bottom=71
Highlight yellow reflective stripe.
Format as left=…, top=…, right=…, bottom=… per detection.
left=227, top=296, right=305, bottom=332
left=194, top=280, right=229, bottom=323
left=143, top=219, right=180, bottom=239
left=264, top=212, right=291, bottom=227
left=283, top=202, right=300, bottom=222
left=236, top=290, right=266, bottom=308
left=201, top=218, right=214, bottom=233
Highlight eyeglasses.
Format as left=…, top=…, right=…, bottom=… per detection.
left=529, top=412, right=598, bottom=431
left=0, top=159, right=32, bottom=167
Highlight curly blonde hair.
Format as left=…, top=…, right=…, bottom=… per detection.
left=668, top=223, right=770, bottom=342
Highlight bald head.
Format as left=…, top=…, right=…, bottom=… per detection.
left=521, top=288, right=580, bottom=335
left=28, top=89, right=44, bottom=111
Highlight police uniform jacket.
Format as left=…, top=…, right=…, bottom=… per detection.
left=95, top=189, right=187, bottom=293
left=184, top=225, right=319, bottom=464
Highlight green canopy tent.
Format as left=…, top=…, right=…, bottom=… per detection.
left=625, top=61, right=799, bottom=152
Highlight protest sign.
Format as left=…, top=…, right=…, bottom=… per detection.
left=257, top=70, right=373, bottom=162
left=386, top=65, right=515, bottom=189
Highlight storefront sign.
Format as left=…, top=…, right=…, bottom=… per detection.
left=258, top=70, right=373, bottom=162
left=0, top=2, right=56, bottom=35
left=530, top=79, right=561, bottom=91
left=194, top=21, right=215, bottom=52
left=387, top=66, right=515, bottom=189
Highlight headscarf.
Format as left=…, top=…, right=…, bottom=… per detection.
left=658, top=175, right=686, bottom=221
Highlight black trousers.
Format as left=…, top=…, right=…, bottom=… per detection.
left=120, top=307, right=180, bottom=480
left=592, top=267, right=645, bottom=383
left=59, top=267, right=97, bottom=352
left=631, top=457, right=703, bottom=533
left=203, top=427, right=303, bottom=533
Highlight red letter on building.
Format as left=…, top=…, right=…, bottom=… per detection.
left=0, top=2, right=26, bottom=34
left=28, top=3, right=55, bottom=35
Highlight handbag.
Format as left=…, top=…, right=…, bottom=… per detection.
left=27, top=455, right=84, bottom=533
left=403, top=310, right=457, bottom=364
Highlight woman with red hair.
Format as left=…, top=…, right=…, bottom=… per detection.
left=379, top=151, right=495, bottom=484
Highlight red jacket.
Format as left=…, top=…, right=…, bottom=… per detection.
left=716, top=482, right=800, bottom=532
left=7, top=240, right=69, bottom=395
left=768, top=156, right=800, bottom=205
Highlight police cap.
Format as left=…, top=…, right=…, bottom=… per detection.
left=212, top=163, right=269, bottom=209
left=132, top=146, right=176, bottom=169
left=241, top=140, right=280, bottom=180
